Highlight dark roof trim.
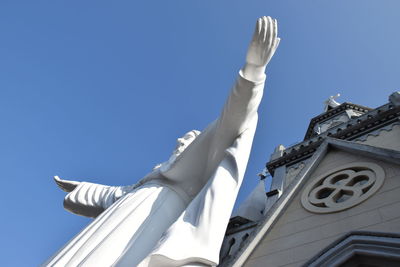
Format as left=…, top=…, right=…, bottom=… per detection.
left=304, top=102, right=372, bottom=140
left=267, top=104, right=400, bottom=175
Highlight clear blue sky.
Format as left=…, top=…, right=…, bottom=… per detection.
left=1, top=1, right=400, bottom=265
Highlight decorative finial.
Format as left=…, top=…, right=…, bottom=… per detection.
left=257, top=168, right=269, bottom=180
left=389, top=91, right=400, bottom=107
left=324, top=93, right=341, bottom=112
left=270, top=144, right=285, bottom=161
left=257, top=173, right=266, bottom=180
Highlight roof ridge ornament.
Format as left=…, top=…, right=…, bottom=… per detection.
left=389, top=91, right=400, bottom=107
left=324, top=93, right=341, bottom=112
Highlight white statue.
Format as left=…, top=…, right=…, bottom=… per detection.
left=324, top=93, right=341, bottom=111
left=45, top=16, right=280, bottom=267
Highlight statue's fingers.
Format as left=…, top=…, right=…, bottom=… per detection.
left=267, top=16, right=274, bottom=46
left=54, top=176, right=66, bottom=186
left=257, top=18, right=262, bottom=35
left=54, top=176, right=67, bottom=187
left=265, top=16, right=272, bottom=44
left=260, top=17, right=267, bottom=42
left=271, top=38, right=280, bottom=57
left=264, top=17, right=269, bottom=43
left=252, top=18, right=262, bottom=43
left=54, top=175, right=79, bottom=192
left=273, top=19, right=278, bottom=43
left=275, top=37, right=281, bottom=50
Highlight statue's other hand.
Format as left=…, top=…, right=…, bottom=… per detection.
left=246, top=16, right=280, bottom=68
left=54, top=175, right=80, bottom=192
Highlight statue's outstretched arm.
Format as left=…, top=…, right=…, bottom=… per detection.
left=207, top=17, right=280, bottom=165
left=54, top=176, right=133, bottom=218
left=162, top=17, right=280, bottom=191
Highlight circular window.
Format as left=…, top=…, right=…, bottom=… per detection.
left=301, top=162, right=385, bottom=213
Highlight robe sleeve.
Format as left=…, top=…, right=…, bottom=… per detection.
left=144, top=114, right=259, bottom=266
left=206, top=70, right=265, bottom=170
left=63, top=182, right=134, bottom=218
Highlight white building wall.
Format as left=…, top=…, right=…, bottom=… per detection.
left=244, top=149, right=400, bottom=267
left=355, top=123, right=400, bottom=151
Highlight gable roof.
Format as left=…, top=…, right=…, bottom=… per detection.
left=304, top=102, right=372, bottom=141
left=227, top=138, right=400, bottom=267
left=267, top=102, right=400, bottom=175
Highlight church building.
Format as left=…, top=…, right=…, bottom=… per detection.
left=219, top=92, right=400, bottom=266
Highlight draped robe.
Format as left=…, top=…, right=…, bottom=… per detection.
left=45, top=71, right=265, bottom=267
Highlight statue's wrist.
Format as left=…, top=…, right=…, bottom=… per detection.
left=242, top=63, right=266, bottom=82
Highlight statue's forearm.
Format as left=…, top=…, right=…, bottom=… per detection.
left=63, top=182, right=133, bottom=218
left=218, top=70, right=265, bottom=135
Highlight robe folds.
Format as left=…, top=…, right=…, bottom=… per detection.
left=45, top=71, right=265, bottom=267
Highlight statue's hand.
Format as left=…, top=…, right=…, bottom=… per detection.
left=242, top=16, right=280, bottom=81
left=54, top=175, right=80, bottom=192
left=246, top=16, right=280, bottom=68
